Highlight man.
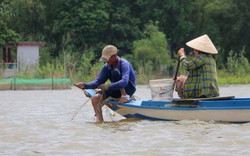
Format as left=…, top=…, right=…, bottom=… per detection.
left=175, top=34, right=220, bottom=99
left=75, top=45, right=136, bottom=122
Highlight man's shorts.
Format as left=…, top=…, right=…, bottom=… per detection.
left=96, top=89, right=121, bottom=100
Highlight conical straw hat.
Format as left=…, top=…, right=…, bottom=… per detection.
left=186, top=34, right=218, bottom=54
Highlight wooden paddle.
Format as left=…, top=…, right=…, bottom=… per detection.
left=173, top=58, right=181, bottom=89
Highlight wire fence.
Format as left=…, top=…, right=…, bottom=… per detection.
left=0, top=78, right=71, bottom=90
left=0, top=62, right=72, bottom=90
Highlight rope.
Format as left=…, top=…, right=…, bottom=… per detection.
left=71, top=98, right=91, bottom=121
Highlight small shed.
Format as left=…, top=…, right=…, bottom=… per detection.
left=16, top=42, right=45, bottom=71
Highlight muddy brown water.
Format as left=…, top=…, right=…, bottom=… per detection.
left=0, top=85, right=250, bottom=155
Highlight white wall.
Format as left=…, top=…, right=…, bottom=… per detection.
left=17, top=46, right=39, bottom=71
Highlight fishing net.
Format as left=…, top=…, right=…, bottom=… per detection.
left=0, top=78, right=71, bottom=90
left=103, top=105, right=125, bottom=122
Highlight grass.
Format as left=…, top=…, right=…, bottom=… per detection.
left=218, top=75, right=250, bottom=85
left=2, top=67, right=250, bottom=86
left=135, top=71, right=250, bottom=85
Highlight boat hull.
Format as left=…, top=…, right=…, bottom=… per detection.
left=109, top=98, right=250, bottom=122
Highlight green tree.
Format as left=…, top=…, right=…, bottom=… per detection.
left=0, top=1, right=19, bottom=47
left=4, top=0, right=46, bottom=41
left=0, top=20, right=19, bottom=47
left=51, top=0, right=110, bottom=57
left=136, top=0, right=196, bottom=56
left=132, top=22, right=172, bottom=77
left=191, top=0, right=250, bottom=65
left=101, top=0, right=143, bottom=55
left=230, top=0, right=250, bottom=59
left=52, top=0, right=143, bottom=58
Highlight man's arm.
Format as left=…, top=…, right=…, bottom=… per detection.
left=109, top=61, right=130, bottom=90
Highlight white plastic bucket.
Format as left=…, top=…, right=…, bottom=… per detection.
left=149, top=78, right=174, bottom=101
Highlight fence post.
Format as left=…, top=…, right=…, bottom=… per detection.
left=14, top=77, right=16, bottom=91
left=52, top=64, right=54, bottom=90
left=14, top=62, right=17, bottom=91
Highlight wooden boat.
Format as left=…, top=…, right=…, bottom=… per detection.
left=107, top=96, right=250, bottom=123
left=83, top=89, right=250, bottom=122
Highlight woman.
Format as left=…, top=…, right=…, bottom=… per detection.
left=176, top=34, right=220, bottom=99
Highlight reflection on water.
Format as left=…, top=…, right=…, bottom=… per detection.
left=0, top=85, right=250, bottom=155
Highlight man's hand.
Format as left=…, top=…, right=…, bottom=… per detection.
left=98, top=84, right=109, bottom=91
left=74, top=82, right=84, bottom=89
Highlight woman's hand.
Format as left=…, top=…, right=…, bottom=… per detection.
left=178, top=48, right=185, bottom=57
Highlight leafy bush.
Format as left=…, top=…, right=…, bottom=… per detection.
left=132, top=22, right=174, bottom=80
left=226, top=49, right=250, bottom=76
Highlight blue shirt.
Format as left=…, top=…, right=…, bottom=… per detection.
left=84, top=57, right=136, bottom=96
